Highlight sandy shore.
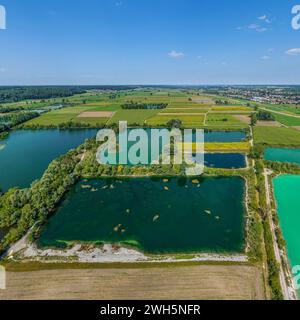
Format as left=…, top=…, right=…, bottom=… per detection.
left=11, top=242, right=248, bottom=264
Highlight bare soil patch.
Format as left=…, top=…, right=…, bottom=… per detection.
left=256, top=121, right=281, bottom=127
left=233, top=115, right=251, bottom=124
left=292, top=126, right=300, bottom=131
left=192, top=99, right=214, bottom=104
left=77, top=111, right=114, bottom=118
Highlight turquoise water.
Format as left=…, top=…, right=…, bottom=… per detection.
left=39, top=177, right=246, bottom=253
left=273, top=175, right=300, bottom=298
left=0, top=129, right=97, bottom=191
left=265, top=148, right=300, bottom=166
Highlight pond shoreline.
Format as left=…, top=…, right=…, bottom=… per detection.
left=8, top=241, right=248, bottom=264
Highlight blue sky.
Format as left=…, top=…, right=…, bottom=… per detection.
left=0, top=0, right=300, bottom=85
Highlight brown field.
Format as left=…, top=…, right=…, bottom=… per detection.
left=192, top=98, right=214, bottom=104
left=84, top=102, right=112, bottom=106
left=77, top=111, right=114, bottom=118
left=233, top=114, right=251, bottom=124
left=0, top=264, right=265, bottom=300
left=256, top=120, right=281, bottom=127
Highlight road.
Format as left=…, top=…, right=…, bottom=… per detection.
left=260, top=107, right=300, bottom=119
left=263, top=168, right=297, bottom=300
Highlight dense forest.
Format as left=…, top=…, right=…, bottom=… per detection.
left=0, top=86, right=143, bottom=104
left=0, top=86, right=86, bottom=103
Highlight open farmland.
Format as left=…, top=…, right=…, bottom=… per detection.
left=107, top=109, right=159, bottom=125
left=160, top=108, right=208, bottom=114
left=0, top=263, right=265, bottom=300
left=24, top=104, right=119, bottom=126
left=273, top=113, right=300, bottom=127
left=254, top=126, right=300, bottom=146
left=146, top=114, right=205, bottom=127
left=206, top=114, right=248, bottom=128
left=211, top=106, right=253, bottom=112
left=178, top=142, right=251, bottom=152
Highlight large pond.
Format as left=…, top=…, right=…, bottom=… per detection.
left=264, top=148, right=300, bottom=166
left=273, top=175, right=300, bottom=298
left=0, top=129, right=97, bottom=191
left=39, top=177, right=246, bottom=254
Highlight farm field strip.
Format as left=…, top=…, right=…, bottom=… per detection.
left=254, top=126, right=300, bottom=146
left=178, top=142, right=251, bottom=152
left=0, top=264, right=265, bottom=300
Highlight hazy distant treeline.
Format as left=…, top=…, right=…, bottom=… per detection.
left=0, top=86, right=88, bottom=103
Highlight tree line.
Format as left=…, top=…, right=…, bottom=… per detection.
left=121, top=102, right=168, bottom=109
left=0, top=111, right=39, bottom=133
left=0, top=86, right=86, bottom=103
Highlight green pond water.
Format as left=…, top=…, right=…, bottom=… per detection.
left=0, top=129, right=97, bottom=191
left=273, top=175, right=300, bottom=297
left=39, top=177, right=246, bottom=254
left=265, top=148, right=300, bottom=166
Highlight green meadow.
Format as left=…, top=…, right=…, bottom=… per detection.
left=254, top=127, right=300, bottom=146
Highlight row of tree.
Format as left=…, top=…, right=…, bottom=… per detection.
left=121, top=102, right=168, bottom=109
left=0, top=86, right=86, bottom=103
left=0, top=111, right=39, bottom=132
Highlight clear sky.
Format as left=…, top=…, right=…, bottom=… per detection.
left=0, top=0, right=300, bottom=85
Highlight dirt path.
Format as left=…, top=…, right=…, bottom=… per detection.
left=260, top=107, right=300, bottom=119
left=203, top=112, right=208, bottom=126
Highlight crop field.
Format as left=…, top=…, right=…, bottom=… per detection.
left=206, top=114, right=248, bottom=128
left=211, top=106, right=253, bottom=111
left=0, top=263, right=265, bottom=300
left=273, top=113, right=300, bottom=126
left=146, top=114, right=205, bottom=127
left=178, top=142, right=251, bottom=152
left=160, top=108, right=209, bottom=114
left=254, top=126, right=300, bottom=146
left=25, top=104, right=119, bottom=126
left=107, top=109, right=159, bottom=125
left=264, top=104, right=300, bottom=115
left=167, top=102, right=211, bottom=109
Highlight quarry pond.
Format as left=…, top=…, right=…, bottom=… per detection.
left=0, top=129, right=247, bottom=192
left=273, top=174, right=300, bottom=298
left=264, top=148, right=300, bottom=166
left=0, top=129, right=97, bottom=191
left=39, top=177, right=246, bottom=254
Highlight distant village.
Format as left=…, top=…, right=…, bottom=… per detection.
left=204, top=86, right=300, bottom=105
